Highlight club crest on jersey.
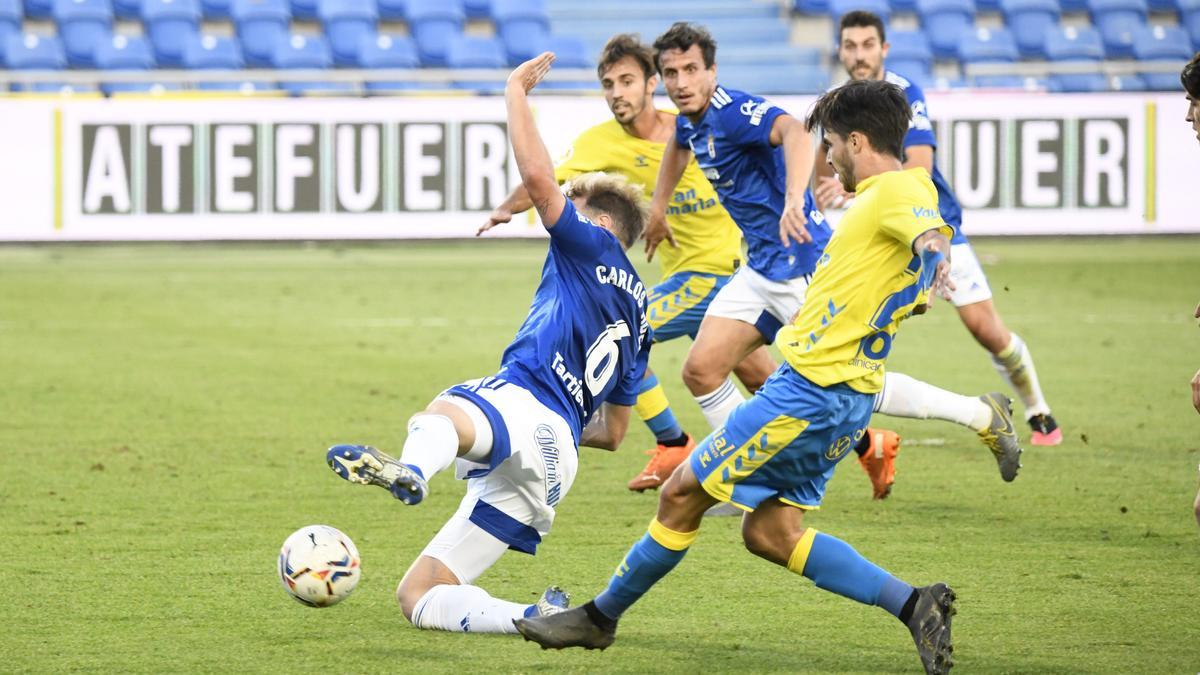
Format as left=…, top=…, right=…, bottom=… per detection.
left=634, top=154, right=648, bottom=168
left=707, top=133, right=715, bottom=158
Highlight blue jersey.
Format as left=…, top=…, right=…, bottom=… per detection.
left=887, top=71, right=967, bottom=245
left=498, top=199, right=651, bottom=443
left=675, top=85, right=832, bottom=282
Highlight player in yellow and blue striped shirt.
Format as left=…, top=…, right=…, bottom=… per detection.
left=516, top=80, right=960, bottom=675
left=482, top=35, right=779, bottom=494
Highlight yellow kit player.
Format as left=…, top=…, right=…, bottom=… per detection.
left=516, top=79, right=963, bottom=675
left=482, top=34, right=779, bottom=492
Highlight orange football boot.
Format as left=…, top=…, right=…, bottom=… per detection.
left=857, top=428, right=901, bottom=500
left=627, top=435, right=696, bottom=492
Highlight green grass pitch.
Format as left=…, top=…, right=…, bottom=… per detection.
left=1, top=237, right=1198, bottom=673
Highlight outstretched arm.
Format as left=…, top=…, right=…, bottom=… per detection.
left=579, top=403, right=633, bottom=451
left=505, top=52, right=564, bottom=228
left=478, top=184, right=534, bottom=236
left=770, top=114, right=813, bottom=247
left=644, top=135, right=690, bottom=261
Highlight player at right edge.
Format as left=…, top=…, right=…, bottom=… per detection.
left=515, top=79, right=958, bottom=674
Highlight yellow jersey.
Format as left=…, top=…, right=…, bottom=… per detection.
left=778, top=168, right=953, bottom=394
left=554, top=114, right=743, bottom=279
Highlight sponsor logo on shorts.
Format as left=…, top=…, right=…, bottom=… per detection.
left=535, top=424, right=562, bottom=507
left=825, top=434, right=854, bottom=461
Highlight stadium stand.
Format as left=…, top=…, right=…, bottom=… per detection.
left=0, top=0, right=1194, bottom=95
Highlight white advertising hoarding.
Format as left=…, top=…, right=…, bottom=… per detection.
left=0, top=91, right=1195, bottom=241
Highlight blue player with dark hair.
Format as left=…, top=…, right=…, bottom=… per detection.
left=324, top=52, right=652, bottom=635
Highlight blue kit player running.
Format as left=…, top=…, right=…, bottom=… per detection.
left=326, top=52, right=652, bottom=635
left=646, top=22, right=904, bottom=502
left=515, top=79, right=958, bottom=675
left=645, top=22, right=830, bottom=433
left=818, top=11, right=1061, bottom=447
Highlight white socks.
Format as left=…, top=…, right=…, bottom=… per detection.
left=991, top=333, right=1050, bottom=419
left=410, top=584, right=530, bottom=634
left=695, top=379, right=745, bottom=430
left=875, top=371, right=993, bottom=432
left=399, top=414, right=460, bottom=480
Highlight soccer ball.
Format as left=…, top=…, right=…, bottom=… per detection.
left=277, top=525, right=361, bottom=607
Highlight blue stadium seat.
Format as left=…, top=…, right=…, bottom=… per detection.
left=409, top=0, right=464, bottom=66
left=890, top=0, right=919, bottom=13
left=1088, top=0, right=1147, bottom=57
left=202, top=0, right=230, bottom=18
left=887, top=30, right=933, bottom=69
left=94, top=34, right=171, bottom=94
left=1048, top=71, right=1108, bottom=89
left=917, top=0, right=976, bottom=58
left=110, top=0, right=136, bottom=18
left=958, top=25, right=1019, bottom=62
left=1044, top=23, right=1104, bottom=57
left=143, top=0, right=201, bottom=67
left=1108, top=73, right=1146, bottom=89
left=5, top=33, right=68, bottom=90
left=794, top=0, right=829, bottom=13
left=231, top=0, right=290, bottom=66
left=972, top=74, right=1041, bottom=87
left=544, top=34, right=587, bottom=68
left=23, top=0, right=53, bottom=20
left=976, top=0, right=1002, bottom=10
left=447, top=35, right=505, bottom=92
left=273, top=34, right=353, bottom=95
left=720, top=65, right=829, bottom=94
left=0, top=0, right=22, bottom=46
left=358, top=33, right=421, bottom=90
left=1146, top=0, right=1175, bottom=11
left=54, top=0, right=114, bottom=67
left=494, top=0, right=548, bottom=65
left=318, top=0, right=378, bottom=66
left=289, top=0, right=315, bottom=20
left=1000, top=0, right=1060, bottom=57
left=1133, top=24, right=1193, bottom=89
left=377, top=0, right=403, bottom=19
left=5, top=32, right=65, bottom=68
left=183, top=35, right=264, bottom=90
left=463, top=0, right=486, bottom=18
left=1182, top=0, right=1200, bottom=49
left=1043, top=25, right=1107, bottom=90
left=1059, top=0, right=1087, bottom=10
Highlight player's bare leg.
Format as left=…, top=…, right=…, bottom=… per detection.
left=682, top=315, right=764, bottom=429
left=742, top=500, right=955, bottom=674
left=731, top=345, right=776, bottom=394
left=396, top=537, right=568, bottom=633
left=957, top=299, right=1060, bottom=445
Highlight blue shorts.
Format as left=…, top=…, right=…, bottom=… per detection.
left=646, top=271, right=733, bottom=343
left=689, top=364, right=874, bottom=511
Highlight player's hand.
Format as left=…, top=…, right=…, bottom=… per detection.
left=1191, top=368, right=1200, bottom=414
left=643, top=211, right=677, bottom=262
left=779, top=193, right=811, bottom=247
left=814, top=175, right=853, bottom=210
left=924, top=240, right=955, bottom=304
left=507, top=52, right=555, bottom=94
left=478, top=205, right=513, bottom=236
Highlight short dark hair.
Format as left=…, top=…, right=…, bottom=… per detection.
left=652, top=22, right=717, bottom=73
left=805, top=79, right=911, bottom=159
left=1183, top=52, right=1200, bottom=98
left=839, top=10, right=887, bottom=44
left=597, top=34, right=656, bottom=81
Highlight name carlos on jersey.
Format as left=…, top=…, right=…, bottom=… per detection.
left=551, top=264, right=648, bottom=410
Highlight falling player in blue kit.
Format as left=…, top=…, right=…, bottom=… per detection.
left=325, top=52, right=652, bottom=635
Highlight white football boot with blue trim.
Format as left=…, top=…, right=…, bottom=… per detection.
left=326, top=444, right=428, bottom=505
